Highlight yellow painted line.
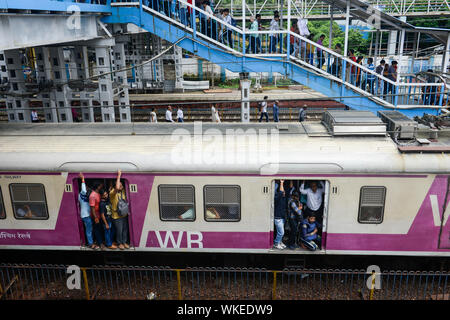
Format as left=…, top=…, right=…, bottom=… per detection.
left=176, top=269, right=182, bottom=300
left=272, top=271, right=278, bottom=300
left=81, top=268, right=90, bottom=300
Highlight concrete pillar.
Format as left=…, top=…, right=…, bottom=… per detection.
left=442, top=32, right=450, bottom=74
left=35, top=47, right=58, bottom=123
left=95, top=45, right=115, bottom=122
left=48, top=47, right=73, bottom=123
left=174, top=45, right=184, bottom=92
left=113, top=42, right=131, bottom=122
left=387, top=31, right=398, bottom=56
left=240, top=73, right=250, bottom=123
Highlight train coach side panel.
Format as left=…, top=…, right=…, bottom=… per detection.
left=0, top=173, right=81, bottom=249
left=326, top=174, right=450, bottom=255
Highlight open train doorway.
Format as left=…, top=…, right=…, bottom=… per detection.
left=74, top=175, right=133, bottom=250
left=272, top=179, right=329, bottom=252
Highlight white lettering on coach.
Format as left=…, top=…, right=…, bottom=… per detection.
left=155, top=231, right=204, bottom=248
left=430, top=195, right=450, bottom=227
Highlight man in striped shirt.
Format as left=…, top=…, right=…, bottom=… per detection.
left=366, top=58, right=376, bottom=94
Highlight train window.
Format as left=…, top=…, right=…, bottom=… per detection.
left=0, top=187, right=5, bottom=219
left=204, top=185, right=241, bottom=222
left=358, top=186, right=386, bottom=224
left=158, top=185, right=195, bottom=221
left=9, top=184, right=49, bottom=220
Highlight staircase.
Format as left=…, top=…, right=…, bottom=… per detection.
left=0, top=0, right=447, bottom=117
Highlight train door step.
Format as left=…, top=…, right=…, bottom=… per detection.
left=103, top=253, right=125, bottom=265
left=284, top=257, right=306, bottom=268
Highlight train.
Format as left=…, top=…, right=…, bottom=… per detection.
left=0, top=120, right=449, bottom=268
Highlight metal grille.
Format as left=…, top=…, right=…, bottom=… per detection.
left=9, top=184, right=48, bottom=220
left=0, top=264, right=448, bottom=301
left=361, top=187, right=386, bottom=206
left=359, top=186, right=386, bottom=224
left=204, top=186, right=240, bottom=221
left=158, top=185, right=195, bottom=221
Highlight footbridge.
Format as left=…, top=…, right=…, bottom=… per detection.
left=0, top=0, right=449, bottom=118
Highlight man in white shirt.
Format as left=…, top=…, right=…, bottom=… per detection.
left=177, top=107, right=184, bottom=122
left=269, top=13, right=280, bottom=53
left=150, top=108, right=158, bottom=123
left=299, top=180, right=325, bottom=218
left=258, top=96, right=269, bottom=122
left=221, top=8, right=233, bottom=48
left=165, top=106, right=174, bottom=122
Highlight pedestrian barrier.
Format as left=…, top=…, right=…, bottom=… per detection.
left=0, top=264, right=448, bottom=300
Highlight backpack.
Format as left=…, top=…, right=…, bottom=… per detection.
left=117, top=191, right=129, bottom=217
left=231, top=17, right=237, bottom=27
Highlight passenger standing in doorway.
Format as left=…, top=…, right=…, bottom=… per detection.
left=300, top=180, right=325, bottom=220
left=110, top=170, right=130, bottom=250
left=259, top=96, right=269, bottom=122
left=89, top=181, right=104, bottom=249
left=78, top=173, right=97, bottom=250
left=100, top=190, right=117, bottom=250
left=272, top=100, right=279, bottom=122
left=300, top=214, right=321, bottom=251
left=273, top=179, right=287, bottom=250
left=177, top=106, right=184, bottom=122
left=287, top=192, right=303, bottom=250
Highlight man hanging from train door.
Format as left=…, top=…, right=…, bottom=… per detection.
left=110, top=170, right=130, bottom=250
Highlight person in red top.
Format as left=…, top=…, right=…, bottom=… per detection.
left=290, top=19, right=299, bottom=55
left=346, top=49, right=357, bottom=84
left=89, top=182, right=104, bottom=249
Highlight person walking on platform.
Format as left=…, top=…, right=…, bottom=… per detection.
left=150, top=108, right=158, bottom=123
left=273, top=100, right=280, bottom=122
left=177, top=106, right=184, bottom=122
left=165, top=106, right=174, bottom=122
left=299, top=105, right=306, bottom=122
left=259, top=96, right=269, bottom=122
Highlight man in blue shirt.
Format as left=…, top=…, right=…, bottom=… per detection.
left=366, top=58, right=376, bottom=94
left=273, top=179, right=287, bottom=249
left=78, top=173, right=97, bottom=249
left=287, top=192, right=303, bottom=249
left=272, top=100, right=279, bottom=122
left=300, top=214, right=321, bottom=251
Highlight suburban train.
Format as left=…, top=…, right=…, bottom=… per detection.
left=0, top=120, right=449, bottom=265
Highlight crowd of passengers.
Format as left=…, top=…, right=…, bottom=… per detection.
left=273, top=180, right=324, bottom=251
left=78, top=170, right=130, bottom=250
left=137, top=0, right=442, bottom=105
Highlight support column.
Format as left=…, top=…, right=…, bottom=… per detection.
left=49, top=47, right=73, bottom=123
left=442, top=32, right=450, bottom=74
left=328, top=5, right=333, bottom=50
left=95, top=45, right=115, bottom=123
left=240, top=73, right=250, bottom=123
left=35, top=47, right=58, bottom=123
left=174, top=45, right=184, bottom=92
left=112, top=42, right=131, bottom=122
left=387, top=31, right=398, bottom=56
left=343, top=0, right=350, bottom=57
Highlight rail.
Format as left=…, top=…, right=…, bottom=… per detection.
left=0, top=264, right=448, bottom=300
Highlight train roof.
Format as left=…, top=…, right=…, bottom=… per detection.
left=0, top=122, right=449, bottom=174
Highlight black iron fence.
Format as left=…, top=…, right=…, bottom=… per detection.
left=0, top=264, right=448, bottom=300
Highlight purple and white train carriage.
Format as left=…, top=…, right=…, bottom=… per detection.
left=0, top=121, right=449, bottom=259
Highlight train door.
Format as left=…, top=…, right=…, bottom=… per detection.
left=74, top=177, right=134, bottom=249
left=272, top=179, right=328, bottom=252
left=438, top=177, right=450, bottom=249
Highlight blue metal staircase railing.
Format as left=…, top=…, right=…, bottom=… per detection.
left=0, top=0, right=447, bottom=117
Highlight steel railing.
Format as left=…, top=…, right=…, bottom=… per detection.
left=0, top=264, right=448, bottom=300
